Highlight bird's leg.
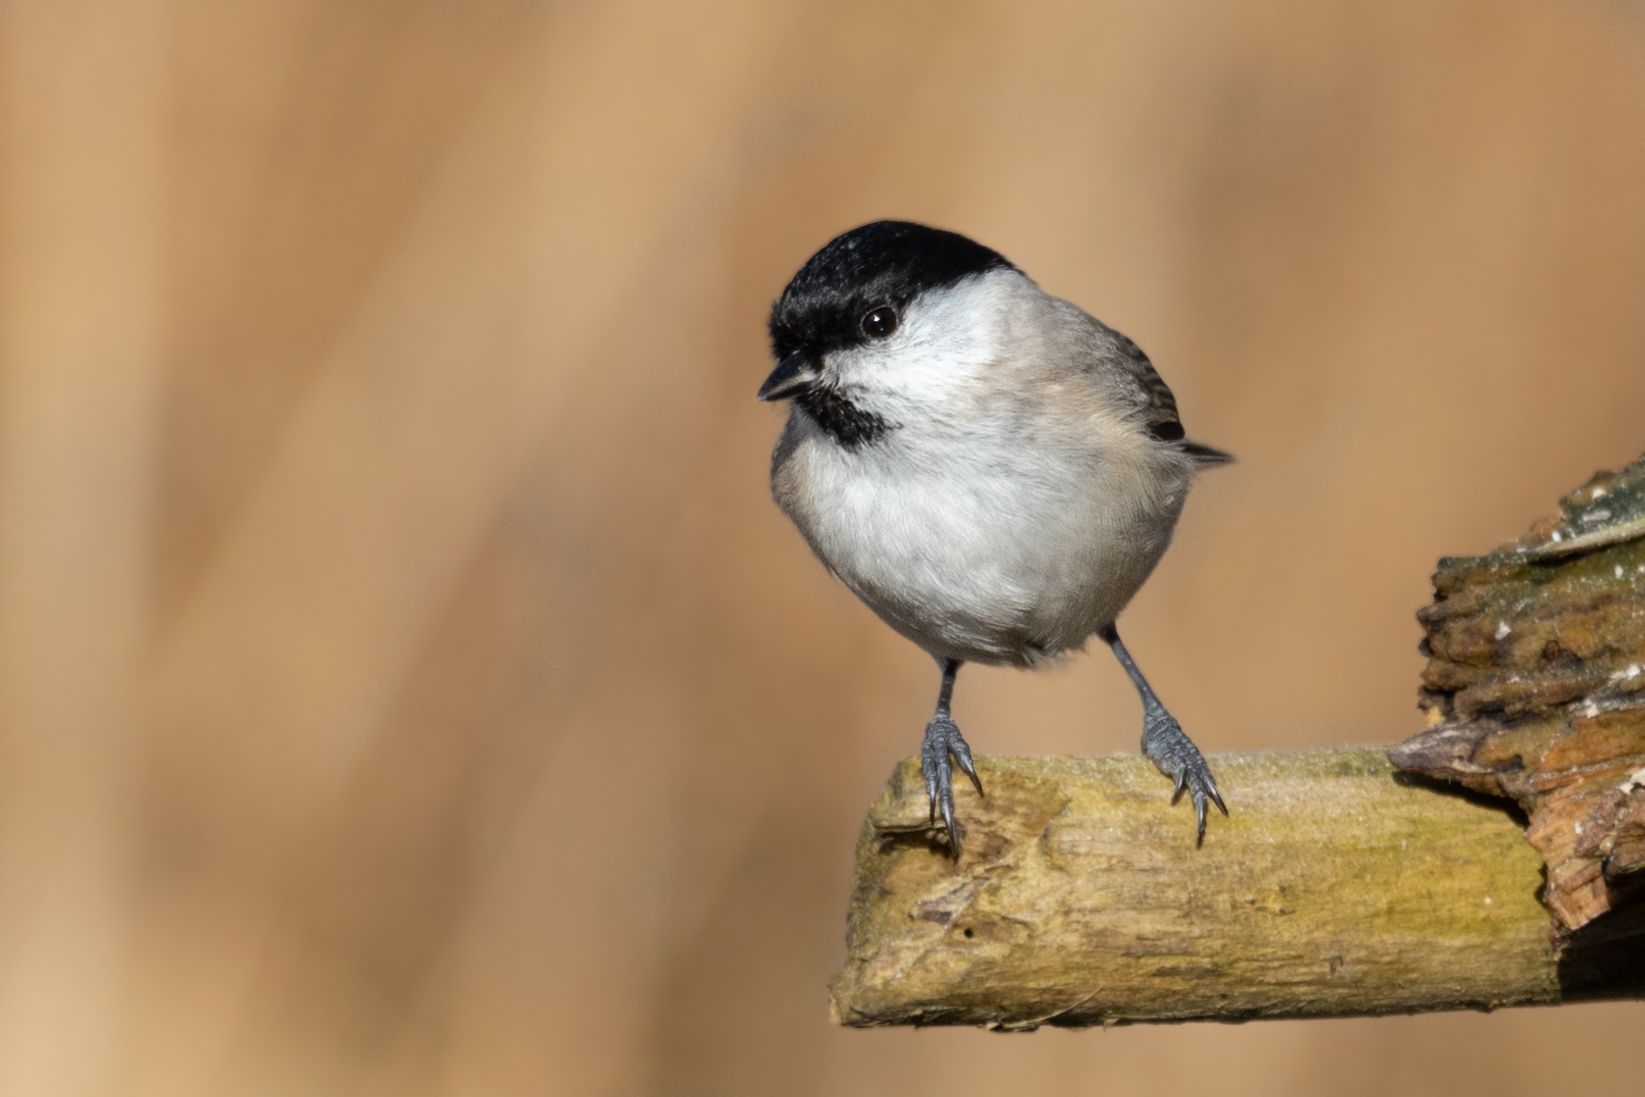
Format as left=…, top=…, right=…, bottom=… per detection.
left=920, top=658, right=984, bottom=852
left=1100, top=624, right=1227, bottom=846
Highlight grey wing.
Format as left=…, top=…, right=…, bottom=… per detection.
left=1110, top=331, right=1184, bottom=441
left=1082, top=316, right=1233, bottom=466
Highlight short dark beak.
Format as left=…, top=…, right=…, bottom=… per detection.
left=757, top=353, right=820, bottom=402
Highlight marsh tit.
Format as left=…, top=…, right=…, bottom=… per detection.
left=759, top=220, right=1231, bottom=849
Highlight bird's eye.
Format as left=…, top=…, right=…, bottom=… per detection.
left=860, top=306, right=898, bottom=339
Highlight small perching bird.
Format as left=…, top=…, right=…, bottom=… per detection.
left=760, top=221, right=1230, bottom=849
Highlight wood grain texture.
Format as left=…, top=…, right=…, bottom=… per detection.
left=831, top=749, right=1645, bottom=1028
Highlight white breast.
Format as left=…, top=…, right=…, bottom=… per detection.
left=775, top=406, right=1187, bottom=666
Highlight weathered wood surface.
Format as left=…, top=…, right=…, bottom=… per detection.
left=1392, top=453, right=1645, bottom=930
left=831, top=749, right=1645, bottom=1028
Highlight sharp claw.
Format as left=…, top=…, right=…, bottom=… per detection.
left=1207, top=780, right=1228, bottom=817
left=940, top=796, right=960, bottom=853
left=952, top=742, right=984, bottom=796
left=1171, top=770, right=1189, bottom=805
left=1193, top=791, right=1208, bottom=847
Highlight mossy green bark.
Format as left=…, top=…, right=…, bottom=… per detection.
left=1395, top=453, right=1645, bottom=929
left=831, top=748, right=1629, bottom=1028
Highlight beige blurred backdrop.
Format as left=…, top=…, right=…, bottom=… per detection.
left=2, top=1, right=1643, bottom=1095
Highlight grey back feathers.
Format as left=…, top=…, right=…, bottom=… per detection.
left=1063, top=305, right=1235, bottom=468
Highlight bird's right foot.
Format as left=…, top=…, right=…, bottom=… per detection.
left=920, top=714, right=984, bottom=852
left=1141, top=702, right=1227, bottom=847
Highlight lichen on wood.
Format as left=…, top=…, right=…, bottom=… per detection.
left=830, top=749, right=1643, bottom=1029
left=1392, top=453, right=1645, bottom=930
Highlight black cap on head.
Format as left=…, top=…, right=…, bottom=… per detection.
left=768, top=221, right=1016, bottom=361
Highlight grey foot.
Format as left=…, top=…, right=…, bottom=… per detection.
left=920, top=714, right=984, bottom=852
left=1142, top=705, right=1227, bottom=847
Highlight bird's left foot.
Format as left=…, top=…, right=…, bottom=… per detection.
left=920, top=714, right=984, bottom=853
left=1141, top=703, right=1227, bottom=847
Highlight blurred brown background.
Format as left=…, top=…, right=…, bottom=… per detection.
left=2, top=1, right=1643, bottom=1094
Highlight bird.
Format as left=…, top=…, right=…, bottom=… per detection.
left=759, top=220, right=1231, bottom=850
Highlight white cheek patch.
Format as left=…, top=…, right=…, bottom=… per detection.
left=826, top=269, right=1026, bottom=417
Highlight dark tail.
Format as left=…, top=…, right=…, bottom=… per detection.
left=1182, top=440, right=1234, bottom=467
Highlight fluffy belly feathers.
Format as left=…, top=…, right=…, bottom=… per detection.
left=775, top=430, right=1184, bottom=665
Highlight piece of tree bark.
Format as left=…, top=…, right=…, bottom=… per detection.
left=1392, top=453, right=1645, bottom=930
left=831, top=749, right=1645, bottom=1028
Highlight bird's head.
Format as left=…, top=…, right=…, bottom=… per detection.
left=761, top=220, right=1029, bottom=447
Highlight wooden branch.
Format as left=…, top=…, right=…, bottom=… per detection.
left=831, top=748, right=1645, bottom=1028
left=1393, top=453, right=1645, bottom=930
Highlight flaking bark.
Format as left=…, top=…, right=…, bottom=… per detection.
left=1393, top=453, right=1645, bottom=929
